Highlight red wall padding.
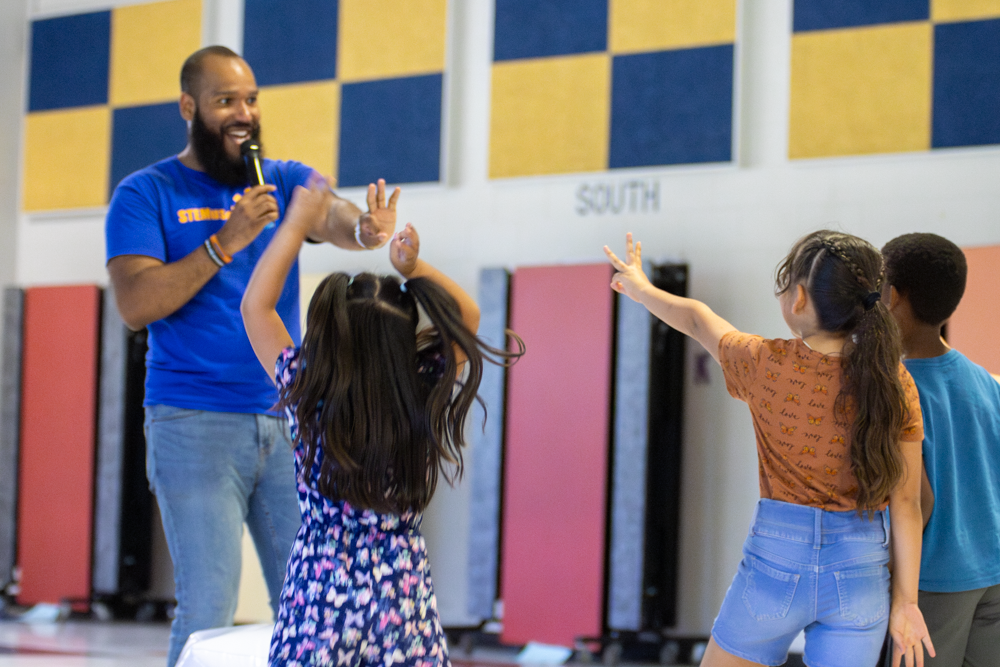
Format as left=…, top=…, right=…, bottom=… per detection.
left=18, top=285, right=100, bottom=605
left=501, top=264, right=613, bottom=646
left=949, top=244, right=1000, bottom=375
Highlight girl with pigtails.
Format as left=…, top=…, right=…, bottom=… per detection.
left=242, top=176, right=522, bottom=667
left=605, top=231, right=934, bottom=667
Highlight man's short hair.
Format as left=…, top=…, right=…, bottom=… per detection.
left=882, top=233, right=967, bottom=325
left=180, top=45, right=242, bottom=95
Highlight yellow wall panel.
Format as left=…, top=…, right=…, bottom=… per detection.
left=610, top=0, right=737, bottom=53
left=490, top=54, right=610, bottom=178
left=23, top=107, right=111, bottom=211
left=257, top=81, right=340, bottom=178
left=110, top=0, right=202, bottom=107
left=338, top=0, right=447, bottom=82
left=789, top=23, right=932, bottom=159
left=933, top=0, right=1000, bottom=22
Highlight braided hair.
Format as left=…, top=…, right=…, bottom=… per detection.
left=775, top=231, right=906, bottom=512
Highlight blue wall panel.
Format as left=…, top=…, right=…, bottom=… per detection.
left=607, top=290, right=651, bottom=631
left=466, top=269, right=510, bottom=622
left=109, top=102, right=188, bottom=197
left=243, top=0, right=339, bottom=86
left=29, top=11, right=110, bottom=111
left=793, top=0, right=929, bottom=32
left=932, top=19, right=1000, bottom=149
left=610, top=45, right=734, bottom=168
left=494, top=0, right=607, bottom=61
left=338, top=74, right=442, bottom=187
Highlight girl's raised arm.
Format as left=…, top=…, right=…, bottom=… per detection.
left=605, top=233, right=736, bottom=363
left=242, top=175, right=334, bottom=380
left=390, top=223, right=480, bottom=335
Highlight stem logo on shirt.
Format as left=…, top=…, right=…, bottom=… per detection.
left=176, top=192, right=246, bottom=224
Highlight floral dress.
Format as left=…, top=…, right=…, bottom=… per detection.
left=269, top=347, right=451, bottom=667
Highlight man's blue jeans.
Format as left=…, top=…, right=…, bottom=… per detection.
left=144, top=405, right=301, bottom=667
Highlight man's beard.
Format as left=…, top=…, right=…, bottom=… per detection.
left=190, top=108, right=262, bottom=186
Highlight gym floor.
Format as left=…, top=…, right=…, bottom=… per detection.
left=0, top=619, right=725, bottom=667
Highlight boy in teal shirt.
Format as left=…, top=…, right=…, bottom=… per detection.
left=882, top=233, right=1000, bottom=665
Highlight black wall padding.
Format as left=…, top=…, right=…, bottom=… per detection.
left=94, top=288, right=152, bottom=595
left=0, top=288, right=23, bottom=590
left=641, top=264, right=688, bottom=629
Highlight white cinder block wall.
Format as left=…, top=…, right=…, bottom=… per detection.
left=4, top=0, right=1000, bottom=633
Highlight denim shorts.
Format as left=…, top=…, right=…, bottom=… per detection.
left=712, top=499, right=891, bottom=667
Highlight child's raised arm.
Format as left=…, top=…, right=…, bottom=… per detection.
left=390, top=223, right=480, bottom=336
left=242, top=175, right=335, bottom=380
left=605, top=233, right=736, bottom=363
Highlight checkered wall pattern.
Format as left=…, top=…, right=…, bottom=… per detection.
left=22, top=0, right=448, bottom=212
left=489, top=0, right=738, bottom=179
left=23, top=0, right=200, bottom=211
left=789, top=0, right=1000, bottom=158
left=243, top=0, right=447, bottom=189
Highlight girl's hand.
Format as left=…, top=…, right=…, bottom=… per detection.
left=390, top=223, right=420, bottom=278
left=286, top=174, right=335, bottom=233
left=889, top=602, right=935, bottom=667
left=604, top=232, right=653, bottom=302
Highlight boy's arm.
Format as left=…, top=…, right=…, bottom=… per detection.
left=242, top=178, right=332, bottom=379
left=605, top=233, right=735, bottom=363
left=920, top=463, right=934, bottom=529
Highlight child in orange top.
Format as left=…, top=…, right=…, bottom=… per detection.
left=605, top=231, right=934, bottom=667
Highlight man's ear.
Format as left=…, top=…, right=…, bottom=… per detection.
left=179, top=93, right=195, bottom=122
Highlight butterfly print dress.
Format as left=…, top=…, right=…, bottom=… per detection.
left=269, top=347, right=451, bottom=667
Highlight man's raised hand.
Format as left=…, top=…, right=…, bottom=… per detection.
left=357, top=178, right=400, bottom=249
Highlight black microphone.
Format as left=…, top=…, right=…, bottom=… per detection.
left=240, top=140, right=265, bottom=186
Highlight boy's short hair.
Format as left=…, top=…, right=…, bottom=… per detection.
left=882, top=233, right=967, bottom=325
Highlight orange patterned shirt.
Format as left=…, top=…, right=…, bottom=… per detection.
left=719, top=332, right=923, bottom=511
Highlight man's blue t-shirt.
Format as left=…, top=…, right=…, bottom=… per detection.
left=905, top=349, right=1000, bottom=592
left=105, top=156, right=314, bottom=413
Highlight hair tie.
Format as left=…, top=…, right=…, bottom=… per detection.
left=863, top=291, right=881, bottom=310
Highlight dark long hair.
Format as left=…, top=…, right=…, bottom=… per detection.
left=278, top=272, right=523, bottom=514
left=775, top=231, right=906, bottom=512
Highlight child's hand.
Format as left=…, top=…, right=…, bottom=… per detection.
left=889, top=602, right=935, bottom=667
left=390, top=223, right=420, bottom=278
left=286, top=174, right=335, bottom=233
left=604, top=232, right=653, bottom=302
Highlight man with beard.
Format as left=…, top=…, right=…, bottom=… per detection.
left=104, top=46, right=399, bottom=667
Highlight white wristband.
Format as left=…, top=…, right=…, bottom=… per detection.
left=354, top=221, right=367, bottom=249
